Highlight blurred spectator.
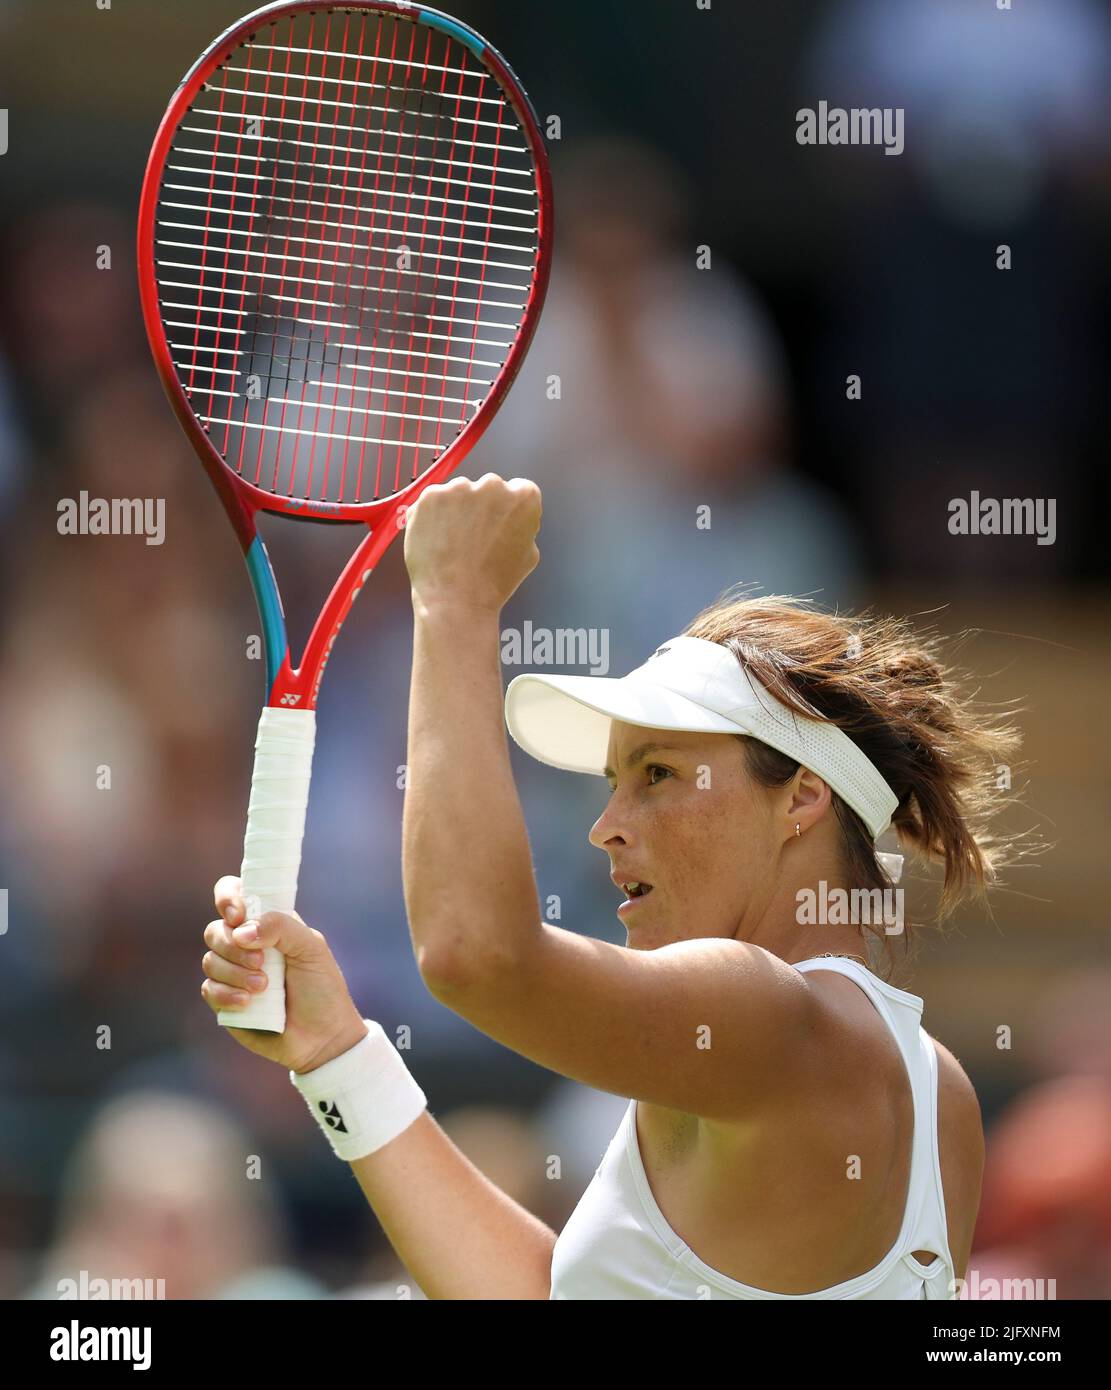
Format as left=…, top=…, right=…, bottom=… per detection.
left=486, top=135, right=863, bottom=642
left=1027, top=970, right=1111, bottom=1084
left=25, top=1091, right=324, bottom=1300
left=809, top=0, right=1111, bottom=228
left=804, top=0, right=1111, bottom=581
left=1, top=205, right=143, bottom=446
left=970, top=1077, right=1111, bottom=1300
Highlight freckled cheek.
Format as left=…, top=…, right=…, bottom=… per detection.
left=677, top=798, right=758, bottom=891
left=648, top=804, right=722, bottom=888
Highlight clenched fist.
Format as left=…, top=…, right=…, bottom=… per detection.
left=402, top=473, right=541, bottom=614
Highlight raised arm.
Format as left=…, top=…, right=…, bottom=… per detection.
left=401, top=473, right=545, bottom=984
left=398, top=474, right=821, bottom=1122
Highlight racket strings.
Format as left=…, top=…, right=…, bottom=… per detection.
left=153, top=8, right=541, bottom=507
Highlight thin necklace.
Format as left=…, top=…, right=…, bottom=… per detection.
left=813, top=951, right=870, bottom=967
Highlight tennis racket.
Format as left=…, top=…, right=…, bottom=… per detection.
left=137, top=0, right=552, bottom=1032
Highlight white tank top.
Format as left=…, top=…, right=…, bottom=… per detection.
left=549, top=957, right=956, bottom=1299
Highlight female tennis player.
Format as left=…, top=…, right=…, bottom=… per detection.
left=201, top=473, right=1019, bottom=1300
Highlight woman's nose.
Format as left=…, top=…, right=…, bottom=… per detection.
left=589, top=804, right=629, bottom=850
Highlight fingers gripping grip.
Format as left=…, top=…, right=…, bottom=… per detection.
left=217, top=706, right=317, bottom=1033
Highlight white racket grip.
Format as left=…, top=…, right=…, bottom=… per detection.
left=217, top=705, right=317, bottom=1034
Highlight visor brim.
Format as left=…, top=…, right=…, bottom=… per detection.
left=504, top=672, right=749, bottom=775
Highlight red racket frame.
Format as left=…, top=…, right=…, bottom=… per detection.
left=137, top=0, right=553, bottom=709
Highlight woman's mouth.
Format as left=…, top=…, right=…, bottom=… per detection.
left=618, top=881, right=654, bottom=915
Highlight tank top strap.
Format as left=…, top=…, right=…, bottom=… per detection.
left=793, top=957, right=955, bottom=1278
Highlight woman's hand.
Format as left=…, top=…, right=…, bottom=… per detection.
left=201, top=875, right=368, bottom=1074
left=403, top=473, right=541, bottom=614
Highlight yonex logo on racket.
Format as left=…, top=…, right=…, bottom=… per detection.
left=278, top=694, right=301, bottom=706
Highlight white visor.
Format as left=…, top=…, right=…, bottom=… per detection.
left=504, top=634, right=899, bottom=842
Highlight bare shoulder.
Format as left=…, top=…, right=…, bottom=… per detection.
left=930, top=1035, right=985, bottom=1279
left=932, top=1036, right=984, bottom=1151
left=787, top=973, right=985, bottom=1280
left=932, top=1038, right=980, bottom=1113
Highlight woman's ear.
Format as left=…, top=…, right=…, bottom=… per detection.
left=784, top=767, right=832, bottom=839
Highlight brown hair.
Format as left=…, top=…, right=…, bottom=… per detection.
left=683, top=590, right=1030, bottom=978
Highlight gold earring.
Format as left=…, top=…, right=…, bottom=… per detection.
left=795, top=823, right=802, bottom=837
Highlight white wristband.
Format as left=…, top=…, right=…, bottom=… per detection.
left=290, top=1020, right=428, bottom=1162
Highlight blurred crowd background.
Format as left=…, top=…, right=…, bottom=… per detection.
left=1, top=0, right=1110, bottom=1300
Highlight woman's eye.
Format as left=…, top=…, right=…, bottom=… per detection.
left=605, top=766, right=672, bottom=793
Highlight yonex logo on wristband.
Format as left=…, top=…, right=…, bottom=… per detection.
left=293, top=1021, right=428, bottom=1161
left=319, top=1101, right=348, bottom=1134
